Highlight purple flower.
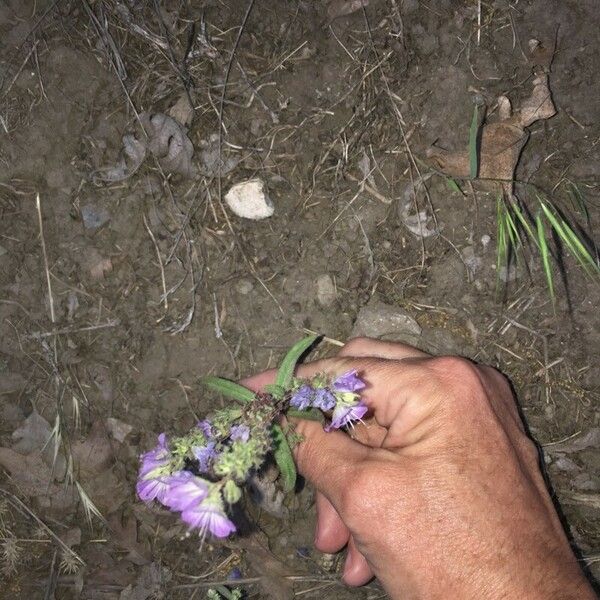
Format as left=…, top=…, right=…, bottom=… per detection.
left=230, top=424, right=250, bottom=442
left=136, top=474, right=173, bottom=504
left=193, top=441, right=218, bottom=472
left=312, top=388, right=336, bottom=411
left=181, top=499, right=236, bottom=538
left=163, top=471, right=209, bottom=512
left=325, top=401, right=368, bottom=432
left=290, top=385, right=314, bottom=410
left=138, top=433, right=170, bottom=479
left=332, top=370, right=366, bottom=393
left=197, top=419, right=213, bottom=438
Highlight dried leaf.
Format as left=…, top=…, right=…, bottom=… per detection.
left=11, top=411, right=67, bottom=479
left=72, top=420, right=115, bottom=477
left=140, top=112, right=197, bottom=178
left=426, top=71, right=556, bottom=196
left=236, top=532, right=294, bottom=600
left=108, top=513, right=151, bottom=566
left=92, top=134, right=147, bottom=183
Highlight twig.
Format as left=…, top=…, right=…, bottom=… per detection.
left=35, top=194, right=56, bottom=326
left=143, top=214, right=168, bottom=312
left=26, top=319, right=120, bottom=339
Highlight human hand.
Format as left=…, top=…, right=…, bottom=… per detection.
left=242, top=337, right=594, bottom=599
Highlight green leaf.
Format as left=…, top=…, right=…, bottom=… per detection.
left=446, top=177, right=463, bottom=195
left=264, top=383, right=286, bottom=399
left=510, top=201, right=538, bottom=248
left=275, top=335, right=318, bottom=390
left=200, top=376, right=255, bottom=405
left=272, top=424, right=297, bottom=491
left=469, top=104, right=479, bottom=179
left=539, top=199, right=599, bottom=277
left=535, top=212, right=555, bottom=304
left=496, top=196, right=508, bottom=277
left=287, top=408, right=325, bottom=422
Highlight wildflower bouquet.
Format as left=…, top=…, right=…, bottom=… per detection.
left=136, top=336, right=367, bottom=538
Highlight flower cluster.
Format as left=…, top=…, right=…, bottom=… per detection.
left=136, top=411, right=271, bottom=538
left=136, top=369, right=367, bottom=539
left=290, top=370, right=368, bottom=431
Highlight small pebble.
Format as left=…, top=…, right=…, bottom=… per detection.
left=225, top=179, right=274, bottom=220
left=81, top=204, right=110, bottom=230
left=236, top=279, right=254, bottom=295
left=316, top=274, right=336, bottom=307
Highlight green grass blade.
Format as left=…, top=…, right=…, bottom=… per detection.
left=271, top=424, right=296, bottom=492
left=538, top=200, right=598, bottom=277
left=200, top=376, right=255, bottom=404
left=535, top=213, right=555, bottom=303
left=275, top=335, right=318, bottom=390
left=496, top=196, right=508, bottom=276
left=504, top=204, right=522, bottom=263
left=510, top=201, right=538, bottom=248
left=469, top=104, right=479, bottom=179
left=567, top=182, right=590, bottom=226
left=446, top=177, right=463, bottom=195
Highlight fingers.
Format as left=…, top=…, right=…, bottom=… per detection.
left=314, top=492, right=350, bottom=553
left=343, top=536, right=374, bottom=586
left=339, top=337, right=429, bottom=360
left=292, top=418, right=371, bottom=508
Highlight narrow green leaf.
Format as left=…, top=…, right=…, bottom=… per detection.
left=275, top=335, right=318, bottom=390
left=538, top=200, right=598, bottom=277
left=511, top=201, right=538, bottom=248
left=263, top=383, right=285, bottom=399
left=567, top=182, right=590, bottom=226
left=535, top=213, right=555, bottom=303
left=200, top=376, right=255, bottom=404
left=287, top=408, right=325, bottom=422
left=446, top=177, right=463, bottom=195
left=504, top=204, right=521, bottom=263
left=469, top=104, right=479, bottom=179
left=272, top=424, right=296, bottom=491
left=496, top=196, right=507, bottom=276
left=560, top=220, right=600, bottom=274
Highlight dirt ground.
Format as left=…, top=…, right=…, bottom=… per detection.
left=0, top=0, right=599, bottom=598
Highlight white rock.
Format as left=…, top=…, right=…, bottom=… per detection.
left=225, top=179, right=274, bottom=220
left=316, top=274, right=336, bottom=307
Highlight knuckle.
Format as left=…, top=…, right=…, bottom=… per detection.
left=431, top=356, right=482, bottom=389
left=340, top=337, right=372, bottom=356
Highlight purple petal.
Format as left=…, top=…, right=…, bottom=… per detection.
left=163, top=472, right=209, bottom=512
left=230, top=424, right=250, bottom=442
left=312, top=388, right=336, bottom=411
left=193, top=441, right=218, bottom=473
left=332, top=370, right=366, bottom=393
left=197, top=420, right=213, bottom=438
left=139, top=439, right=170, bottom=479
left=136, top=475, right=171, bottom=504
left=181, top=502, right=236, bottom=538
left=324, top=402, right=368, bottom=432
left=290, top=385, right=314, bottom=410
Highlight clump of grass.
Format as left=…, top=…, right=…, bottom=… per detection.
left=496, top=190, right=599, bottom=305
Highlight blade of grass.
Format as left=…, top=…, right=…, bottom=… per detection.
left=446, top=177, right=464, bottom=195
left=496, top=196, right=508, bottom=277
left=567, top=181, right=590, bottom=226
left=535, top=212, right=555, bottom=303
left=510, top=200, right=538, bottom=248
left=539, top=200, right=598, bottom=277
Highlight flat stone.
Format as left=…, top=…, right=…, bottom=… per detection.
left=225, top=178, right=274, bottom=220
left=316, top=274, right=336, bottom=307
left=351, top=298, right=421, bottom=344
